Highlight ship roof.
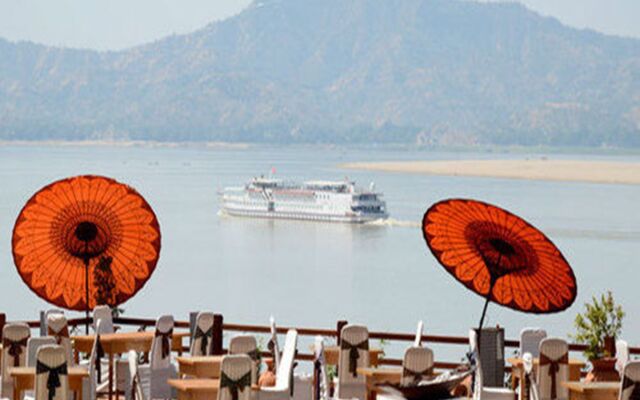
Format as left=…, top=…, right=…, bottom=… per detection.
left=303, top=180, right=352, bottom=186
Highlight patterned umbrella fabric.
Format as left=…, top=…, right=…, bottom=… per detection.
left=12, top=175, right=161, bottom=312
left=422, top=198, right=576, bottom=329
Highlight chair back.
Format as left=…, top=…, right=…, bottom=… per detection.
left=520, top=328, right=547, bottom=357
left=93, top=306, right=114, bottom=334
left=616, top=340, right=630, bottom=375
left=127, top=351, right=145, bottom=400
left=313, top=336, right=328, bottom=400
left=2, top=323, right=31, bottom=382
left=190, top=312, right=215, bottom=356
left=229, top=335, right=259, bottom=384
left=469, top=329, right=484, bottom=395
left=620, top=361, right=640, bottom=400
left=47, top=313, right=73, bottom=365
left=34, top=345, right=69, bottom=400
left=44, top=310, right=64, bottom=331
left=274, top=330, right=298, bottom=392
left=150, top=315, right=174, bottom=369
left=338, top=325, right=369, bottom=386
left=27, top=337, right=57, bottom=367
left=269, top=317, right=281, bottom=372
left=401, top=346, right=434, bottom=385
left=87, top=320, right=104, bottom=391
left=218, top=355, right=253, bottom=400
left=523, top=352, right=540, bottom=400
left=537, top=338, right=569, bottom=400
left=414, top=321, right=424, bottom=347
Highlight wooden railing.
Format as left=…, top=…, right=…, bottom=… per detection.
left=2, top=312, right=639, bottom=371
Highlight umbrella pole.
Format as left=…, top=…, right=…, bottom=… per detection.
left=84, top=256, right=90, bottom=334
left=478, top=294, right=491, bottom=333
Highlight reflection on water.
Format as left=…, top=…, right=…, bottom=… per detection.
left=0, top=144, right=639, bottom=362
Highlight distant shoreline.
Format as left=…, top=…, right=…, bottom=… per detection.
left=340, top=159, right=640, bottom=185
left=0, top=140, right=251, bottom=149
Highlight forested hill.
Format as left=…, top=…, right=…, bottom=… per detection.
left=1, top=0, right=639, bottom=146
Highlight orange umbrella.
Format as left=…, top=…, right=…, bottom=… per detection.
left=422, top=199, right=576, bottom=331
left=12, top=175, right=161, bottom=323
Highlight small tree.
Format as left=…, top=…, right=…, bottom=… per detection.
left=572, top=291, right=624, bottom=360
left=94, top=256, right=117, bottom=308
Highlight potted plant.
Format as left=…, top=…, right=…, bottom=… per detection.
left=571, top=291, right=624, bottom=382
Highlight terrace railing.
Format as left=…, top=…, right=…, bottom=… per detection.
left=2, top=312, right=638, bottom=373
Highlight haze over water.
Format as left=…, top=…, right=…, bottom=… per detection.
left=1, top=144, right=638, bottom=362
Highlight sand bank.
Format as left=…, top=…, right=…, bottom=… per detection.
left=340, top=159, right=640, bottom=185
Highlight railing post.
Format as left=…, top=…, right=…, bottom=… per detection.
left=189, top=312, right=198, bottom=337
left=0, top=313, right=5, bottom=341
left=39, top=310, right=47, bottom=336
left=212, top=313, right=224, bottom=355
left=336, top=320, right=348, bottom=345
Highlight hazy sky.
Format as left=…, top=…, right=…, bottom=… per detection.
left=0, top=0, right=638, bottom=50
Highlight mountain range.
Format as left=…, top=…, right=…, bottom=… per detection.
left=1, top=0, right=639, bottom=146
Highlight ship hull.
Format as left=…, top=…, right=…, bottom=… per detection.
left=222, top=206, right=387, bottom=223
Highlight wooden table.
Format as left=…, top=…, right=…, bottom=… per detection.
left=562, top=382, right=619, bottom=400
left=508, top=357, right=585, bottom=398
left=168, top=379, right=259, bottom=400
left=176, top=356, right=224, bottom=378
left=176, top=356, right=273, bottom=379
left=73, top=330, right=190, bottom=400
left=356, top=367, right=402, bottom=400
left=322, top=346, right=384, bottom=367
left=9, top=366, right=89, bottom=400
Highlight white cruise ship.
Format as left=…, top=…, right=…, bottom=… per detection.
left=221, top=177, right=388, bottom=223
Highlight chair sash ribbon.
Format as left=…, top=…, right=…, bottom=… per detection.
left=623, top=376, right=640, bottom=400
left=48, top=326, right=70, bottom=345
left=246, top=349, right=259, bottom=362
left=220, top=371, right=252, bottom=400
left=267, top=338, right=278, bottom=362
left=402, top=366, right=433, bottom=385
left=313, top=358, right=322, bottom=400
left=95, top=334, right=105, bottom=383
left=130, top=374, right=139, bottom=400
left=340, top=339, right=369, bottom=377
left=290, top=360, right=298, bottom=396
left=36, top=360, right=68, bottom=400
left=193, top=325, right=213, bottom=355
left=155, top=328, right=173, bottom=359
left=3, top=337, right=28, bottom=367
left=539, top=352, right=568, bottom=399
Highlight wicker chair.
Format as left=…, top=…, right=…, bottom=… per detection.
left=32, top=345, right=69, bottom=400
left=229, top=335, right=259, bottom=385
left=1, top=323, right=31, bottom=399
left=519, top=329, right=547, bottom=358
left=269, top=317, right=281, bottom=373
left=414, top=320, right=424, bottom=347
left=47, top=313, right=73, bottom=365
left=126, top=351, right=146, bottom=400
left=218, top=355, right=254, bottom=400
left=136, top=315, right=177, bottom=400
left=336, top=325, right=370, bottom=400
left=401, top=346, right=435, bottom=386
left=27, top=338, right=57, bottom=367
left=616, top=340, right=630, bottom=376
left=93, top=306, right=115, bottom=334
left=313, top=336, right=329, bottom=400
left=258, top=330, right=298, bottom=400
left=537, top=338, right=569, bottom=400
left=521, top=353, right=540, bottom=400
left=80, top=319, right=110, bottom=400
left=619, top=360, right=640, bottom=400
left=190, top=312, right=215, bottom=356
left=469, top=330, right=515, bottom=400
